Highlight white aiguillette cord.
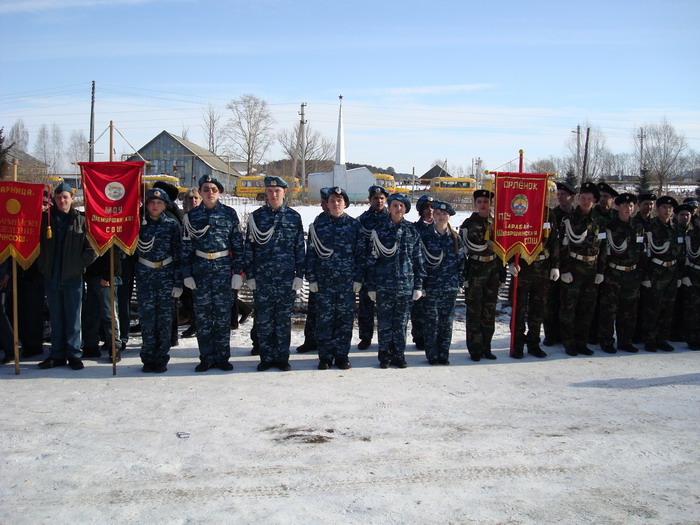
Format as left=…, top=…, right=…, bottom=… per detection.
left=308, top=223, right=333, bottom=259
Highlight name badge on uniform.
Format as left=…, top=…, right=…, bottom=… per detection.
left=678, top=237, right=684, bottom=243
left=597, top=232, right=606, bottom=239
left=543, top=222, right=550, bottom=229
left=636, top=236, right=644, bottom=243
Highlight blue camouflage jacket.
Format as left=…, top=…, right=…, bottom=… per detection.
left=306, top=212, right=365, bottom=290
left=136, top=214, right=183, bottom=287
left=181, top=201, right=244, bottom=279
left=244, top=204, right=305, bottom=288
left=420, top=225, right=464, bottom=291
left=358, top=207, right=389, bottom=281
left=366, top=216, right=425, bottom=294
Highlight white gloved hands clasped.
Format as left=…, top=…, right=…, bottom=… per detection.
left=184, top=277, right=197, bottom=290
left=231, top=274, right=243, bottom=290
left=560, top=272, right=573, bottom=284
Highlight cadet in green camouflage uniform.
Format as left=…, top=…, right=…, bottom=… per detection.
left=597, top=193, right=647, bottom=354
left=543, top=181, right=576, bottom=346
left=558, top=182, right=608, bottom=356
left=680, top=214, right=700, bottom=349
left=460, top=189, right=501, bottom=361
left=508, top=206, right=559, bottom=359
left=641, top=196, right=684, bottom=352
left=632, top=193, right=656, bottom=344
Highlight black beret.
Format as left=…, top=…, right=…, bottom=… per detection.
left=597, top=182, right=619, bottom=197
left=473, top=189, right=494, bottom=200
left=656, top=196, right=678, bottom=208
left=579, top=182, right=600, bottom=201
left=614, top=193, right=637, bottom=206
left=637, top=193, right=657, bottom=203
left=153, top=180, right=179, bottom=202
left=675, top=204, right=694, bottom=214
left=368, top=185, right=390, bottom=198
left=555, top=181, right=577, bottom=195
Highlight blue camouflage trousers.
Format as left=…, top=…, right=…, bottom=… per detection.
left=192, top=263, right=233, bottom=365
left=254, top=287, right=296, bottom=364
left=137, top=270, right=175, bottom=366
left=423, top=288, right=459, bottom=361
left=376, top=291, right=412, bottom=363
left=316, top=288, right=355, bottom=363
left=357, top=285, right=376, bottom=341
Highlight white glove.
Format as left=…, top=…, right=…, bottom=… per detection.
left=560, top=272, right=573, bottom=284
left=231, top=274, right=243, bottom=290
left=594, top=274, right=604, bottom=285
left=353, top=282, right=362, bottom=293
left=246, top=278, right=256, bottom=290
left=507, top=262, right=519, bottom=276
left=412, top=289, right=423, bottom=301
left=463, top=280, right=469, bottom=289
left=292, top=277, right=304, bottom=291
left=549, top=268, right=560, bottom=281
left=309, top=282, right=318, bottom=293
left=677, top=279, right=682, bottom=288
left=171, top=287, right=183, bottom=298
left=184, top=277, right=197, bottom=290
left=682, top=277, right=692, bottom=287
left=641, top=280, right=652, bottom=288
left=368, top=291, right=376, bottom=301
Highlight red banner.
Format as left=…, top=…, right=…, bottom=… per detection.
left=491, top=172, right=550, bottom=265
left=79, top=161, right=143, bottom=256
left=0, top=182, right=44, bottom=270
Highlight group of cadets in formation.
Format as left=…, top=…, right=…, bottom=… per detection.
left=8, top=173, right=698, bottom=373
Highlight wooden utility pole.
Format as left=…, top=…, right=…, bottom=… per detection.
left=300, top=102, right=306, bottom=201
left=582, top=127, right=591, bottom=182
left=89, top=81, right=95, bottom=164
left=109, top=121, right=117, bottom=375
left=638, top=127, right=645, bottom=173
left=11, top=159, right=20, bottom=375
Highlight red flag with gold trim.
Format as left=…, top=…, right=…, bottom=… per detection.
left=491, top=172, right=550, bottom=265
left=79, top=161, right=143, bottom=256
left=0, top=181, right=44, bottom=270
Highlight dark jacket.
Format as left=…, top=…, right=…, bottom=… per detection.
left=37, top=206, right=97, bottom=282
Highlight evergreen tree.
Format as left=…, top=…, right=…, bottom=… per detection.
left=564, top=166, right=577, bottom=188
left=636, top=168, right=652, bottom=194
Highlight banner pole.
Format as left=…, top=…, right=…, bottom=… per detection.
left=110, top=247, right=117, bottom=375
left=509, top=150, right=525, bottom=357
left=11, top=159, right=20, bottom=375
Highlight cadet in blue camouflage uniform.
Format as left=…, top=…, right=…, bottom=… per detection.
left=460, top=189, right=502, bottom=362
left=136, top=188, right=183, bottom=373
left=508, top=205, right=560, bottom=359
left=410, top=194, right=434, bottom=350
left=182, top=174, right=244, bottom=372
left=558, top=182, right=608, bottom=356
left=596, top=193, right=647, bottom=354
left=245, top=176, right=305, bottom=372
left=366, top=193, right=425, bottom=368
left=306, top=187, right=364, bottom=370
left=680, top=213, right=700, bottom=349
left=640, top=196, right=684, bottom=352
left=420, top=200, right=463, bottom=365
left=356, top=185, right=390, bottom=350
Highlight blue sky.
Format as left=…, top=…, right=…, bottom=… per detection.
left=1, top=0, right=699, bottom=175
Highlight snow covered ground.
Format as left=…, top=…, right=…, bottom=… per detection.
left=1, top=202, right=699, bottom=524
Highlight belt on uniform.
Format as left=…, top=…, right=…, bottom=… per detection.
left=195, top=250, right=229, bottom=260
left=651, top=257, right=676, bottom=268
left=608, top=262, right=636, bottom=272
left=569, top=252, right=597, bottom=262
left=138, top=256, right=173, bottom=269
left=536, top=250, right=550, bottom=261
left=688, top=261, right=700, bottom=271
left=469, top=254, right=497, bottom=263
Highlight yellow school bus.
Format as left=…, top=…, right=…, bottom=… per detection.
left=373, top=173, right=411, bottom=194
left=429, top=177, right=477, bottom=196
left=235, top=176, right=300, bottom=200
left=142, top=175, right=188, bottom=198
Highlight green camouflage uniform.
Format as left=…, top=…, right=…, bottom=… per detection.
left=642, top=217, right=684, bottom=348
left=597, top=216, right=647, bottom=349
left=460, top=213, right=502, bottom=359
left=632, top=211, right=654, bottom=343
left=588, top=204, right=616, bottom=344
left=544, top=205, right=572, bottom=344
left=511, top=208, right=559, bottom=350
left=558, top=207, right=608, bottom=353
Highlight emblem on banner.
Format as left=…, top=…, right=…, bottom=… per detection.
left=105, top=182, right=126, bottom=201
left=511, top=194, right=528, bottom=216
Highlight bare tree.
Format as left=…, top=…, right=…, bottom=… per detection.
left=278, top=123, right=334, bottom=182
left=530, top=158, right=557, bottom=174
left=566, top=123, right=609, bottom=181
left=66, top=130, right=89, bottom=173
left=635, top=118, right=688, bottom=194
left=8, top=118, right=29, bottom=152
left=50, top=123, right=64, bottom=174
left=201, top=104, right=226, bottom=154
left=180, top=124, right=190, bottom=142
left=34, top=124, right=50, bottom=169
left=224, top=94, right=275, bottom=175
